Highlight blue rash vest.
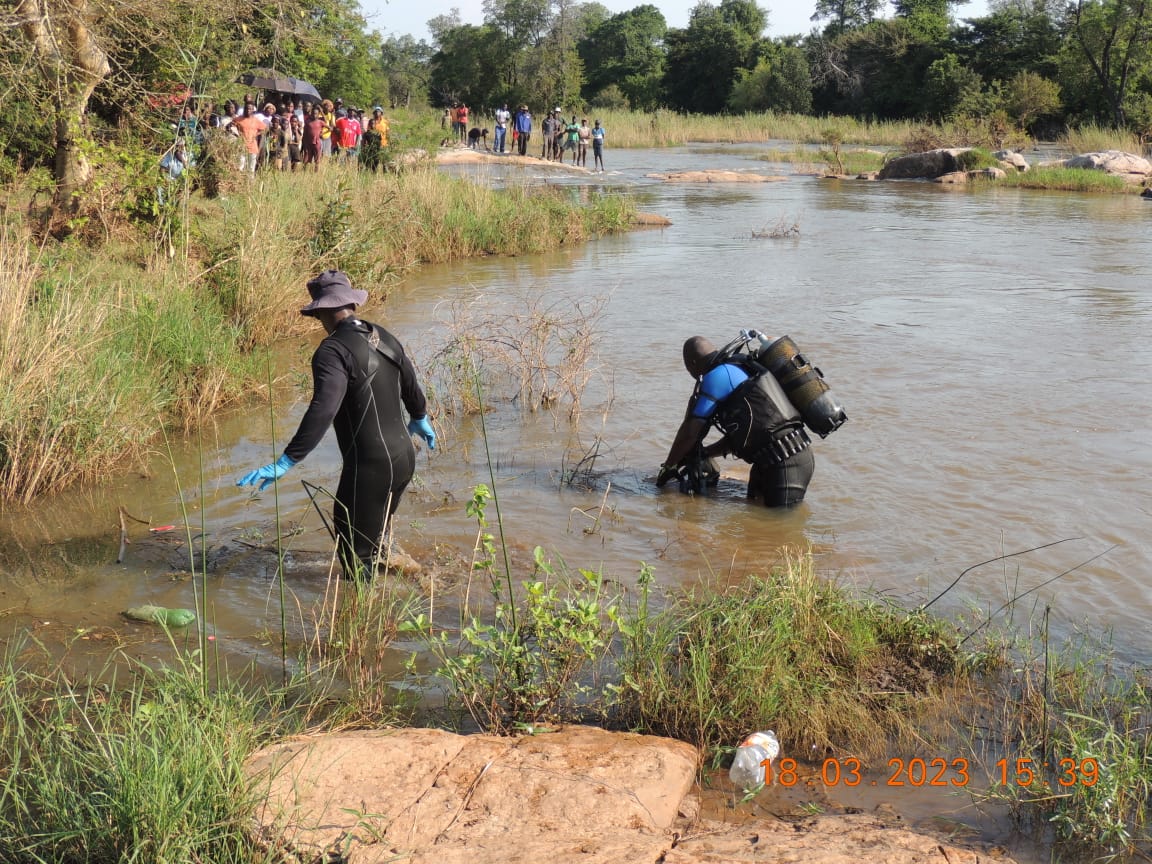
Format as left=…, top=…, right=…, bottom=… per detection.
left=690, top=363, right=749, bottom=420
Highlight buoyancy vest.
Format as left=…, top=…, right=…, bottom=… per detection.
left=325, top=320, right=410, bottom=459
left=705, top=359, right=810, bottom=466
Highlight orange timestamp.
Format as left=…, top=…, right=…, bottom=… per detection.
left=994, top=757, right=1099, bottom=787
left=761, top=757, right=971, bottom=787
left=759, top=756, right=1100, bottom=788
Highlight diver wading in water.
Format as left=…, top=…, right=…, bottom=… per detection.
left=237, top=270, right=436, bottom=577
left=657, top=330, right=846, bottom=507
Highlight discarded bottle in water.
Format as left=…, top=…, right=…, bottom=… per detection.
left=728, top=730, right=781, bottom=790
left=122, top=605, right=196, bottom=627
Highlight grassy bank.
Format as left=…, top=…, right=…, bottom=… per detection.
left=2, top=538, right=1150, bottom=861
left=0, top=162, right=634, bottom=503
left=587, top=108, right=1150, bottom=158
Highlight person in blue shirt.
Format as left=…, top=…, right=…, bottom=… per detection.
left=657, top=336, right=814, bottom=506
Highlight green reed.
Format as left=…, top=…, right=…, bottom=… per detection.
left=0, top=637, right=281, bottom=864
left=613, top=549, right=962, bottom=759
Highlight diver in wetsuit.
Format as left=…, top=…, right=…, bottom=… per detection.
left=657, top=336, right=814, bottom=507
left=237, top=270, right=436, bottom=576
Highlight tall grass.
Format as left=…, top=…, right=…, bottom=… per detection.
left=614, top=549, right=961, bottom=758
left=974, top=617, right=1152, bottom=859
left=0, top=161, right=634, bottom=501
left=982, top=166, right=1136, bottom=193
left=588, top=109, right=1030, bottom=149
left=1059, top=123, right=1145, bottom=155
left=0, top=639, right=278, bottom=863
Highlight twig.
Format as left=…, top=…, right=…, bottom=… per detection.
left=960, top=544, right=1117, bottom=645
left=921, top=537, right=1082, bottom=611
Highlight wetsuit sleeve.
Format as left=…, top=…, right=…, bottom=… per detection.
left=399, top=351, right=428, bottom=420
left=690, top=365, right=748, bottom=420
left=283, top=341, right=351, bottom=463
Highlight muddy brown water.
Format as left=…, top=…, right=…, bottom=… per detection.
left=2, top=145, right=1149, bottom=860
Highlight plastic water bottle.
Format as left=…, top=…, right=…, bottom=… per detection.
left=728, top=730, right=781, bottom=790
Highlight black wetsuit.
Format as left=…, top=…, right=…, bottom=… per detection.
left=284, top=317, right=427, bottom=574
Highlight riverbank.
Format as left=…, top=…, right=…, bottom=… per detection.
left=0, top=163, right=635, bottom=503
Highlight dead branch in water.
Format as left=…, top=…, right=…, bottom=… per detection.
left=751, top=213, right=801, bottom=239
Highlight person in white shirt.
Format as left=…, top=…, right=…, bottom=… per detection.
left=494, top=103, right=511, bottom=153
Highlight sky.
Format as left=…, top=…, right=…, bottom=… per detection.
left=361, top=0, right=992, bottom=44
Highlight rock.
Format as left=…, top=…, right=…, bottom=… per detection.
left=645, top=171, right=785, bottom=183
left=993, top=150, right=1029, bottom=172
left=246, top=727, right=1021, bottom=864
left=969, top=167, right=1007, bottom=180
left=1062, top=150, right=1152, bottom=182
left=633, top=212, right=672, bottom=226
left=877, top=148, right=973, bottom=180
left=665, top=813, right=1001, bottom=864
left=1142, top=187, right=1152, bottom=199
left=934, top=171, right=968, bottom=184
left=246, top=726, right=696, bottom=864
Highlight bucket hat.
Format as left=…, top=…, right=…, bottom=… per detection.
left=301, top=270, right=368, bottom=316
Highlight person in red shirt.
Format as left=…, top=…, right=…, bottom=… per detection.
left=334, top=110, right=362, bottom=164
left=301, top=105, right=326, bottom=171
left=455, top=104, right=469, bottom=143
left=231, top=103, right=267, bottom=172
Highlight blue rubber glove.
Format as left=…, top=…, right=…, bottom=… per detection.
left=408, top=417, right=436, bottom=450
left=236, top=454, right=297, bottom=491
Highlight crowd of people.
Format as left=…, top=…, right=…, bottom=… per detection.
left=442, top=102, right=607, bottom=171
left=165, top=96, right=393, bottom=176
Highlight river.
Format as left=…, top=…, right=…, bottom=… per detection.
left=1, top=144, right=1149, bottom=858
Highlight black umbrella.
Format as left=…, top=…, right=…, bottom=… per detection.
left=236, top=69, right=322, bottom=102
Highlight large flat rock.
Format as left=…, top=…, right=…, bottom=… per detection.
left=246, top=726, right=1018, bottom=864
left=247, top=725, right=697, bottom=863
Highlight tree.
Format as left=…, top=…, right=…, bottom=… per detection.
left=954, top=1, right=1062, bottom=81
left=1065, top=0, right=1152, bottom=126
left=893, top=0, right=956, bottom=40
left=12, top=0, right=110, bottom=210
left=429, top=24, right=509, bottom=107
left=578, top=4, right=667, bottom=110
left=923, top=53, right=988, bottom=117
left=808, top=17, right=943, bottom=117
left=662, top=0, right=769, bottom=112
left=811, top=0, right=886, bottom=36
left=1002, top=69, right=1062, bottom=128
left=727, top=44, right=813, bottom=113
left=380, top=35, right=433, bottom=108
left=428, top=8, right=463, bottom=47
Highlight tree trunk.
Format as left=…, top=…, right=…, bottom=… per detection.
left=17, top=0, right=110, bottom=213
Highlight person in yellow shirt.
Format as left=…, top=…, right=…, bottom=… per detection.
left=320, top=99, right=335, bottom=157
left=372, top=106, right=389, bottom=147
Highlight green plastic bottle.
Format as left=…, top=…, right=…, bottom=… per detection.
left=122, top=605, right=196, bottom=627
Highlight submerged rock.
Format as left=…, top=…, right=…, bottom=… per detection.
left=646, top=170, right=785, bottom=183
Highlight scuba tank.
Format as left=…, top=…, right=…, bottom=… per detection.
left=716, top=330, right=848, bottom=438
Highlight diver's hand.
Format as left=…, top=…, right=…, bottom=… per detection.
left=237, top=454, right=296, bottom=492
left=655, top=463, right=679, bottom=488
left=408, top=417, right=436, bottom=450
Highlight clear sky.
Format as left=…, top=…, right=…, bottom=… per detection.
left=362, top=0, right=991, bottom=44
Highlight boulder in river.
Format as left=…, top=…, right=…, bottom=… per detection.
left=1060, top=150, right=1152, bottom=182
left=993, top=150, right=1030, bottom=172
left=877, top=148, right=973, bottom=180
left=246, top=725, right=1020, bottom=864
